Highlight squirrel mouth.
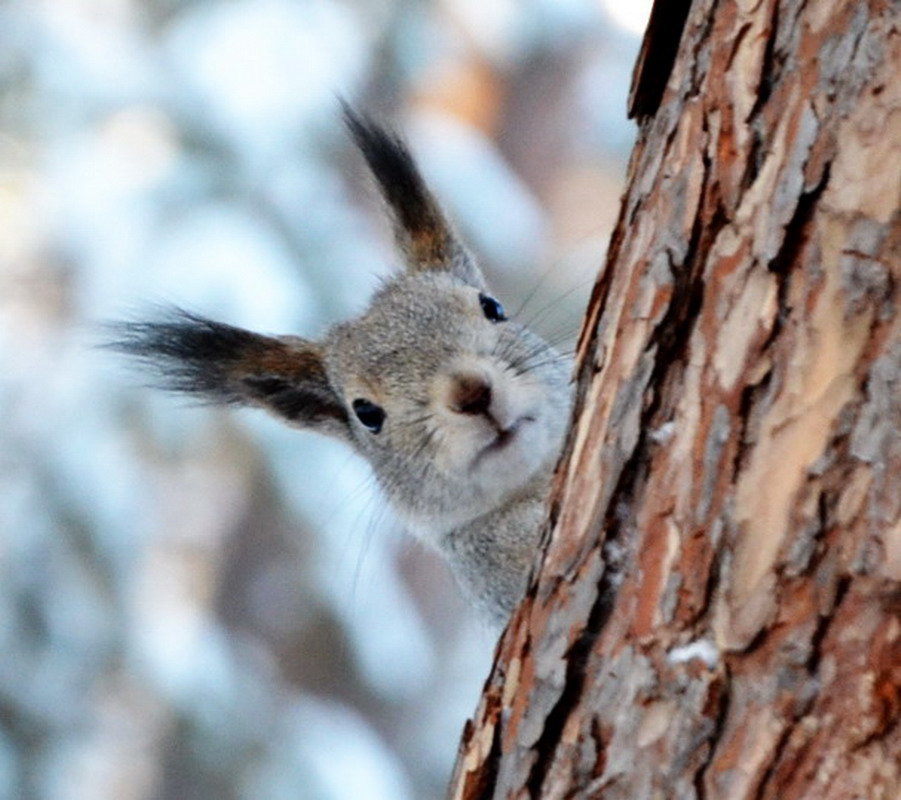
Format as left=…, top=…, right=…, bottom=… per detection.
left=474, top=415, right=535, bottom=463
left=488, top=428, right=515, bottom=451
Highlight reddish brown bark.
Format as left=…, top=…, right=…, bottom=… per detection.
left=449, top=1, right=900, bottom=797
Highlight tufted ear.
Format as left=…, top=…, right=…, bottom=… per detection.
left=108, top=309, right=350, bottom=438
left=343, top=103, right=485, bottom=288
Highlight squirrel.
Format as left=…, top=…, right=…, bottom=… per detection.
left=110, top=107, right=574, bottom=628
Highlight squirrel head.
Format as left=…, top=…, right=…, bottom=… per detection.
left=111, top=107, right=572, bottom=539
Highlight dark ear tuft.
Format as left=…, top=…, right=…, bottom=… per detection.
left=106, top=308, right=349, bottom=433
left=341, top=102, right=483, bottom=286
left=106, top=308, right=264, bottom=403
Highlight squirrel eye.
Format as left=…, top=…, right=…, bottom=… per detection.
left=479, top=293, right=507, bottom=323
left=352, top=399, right=385, bottom=433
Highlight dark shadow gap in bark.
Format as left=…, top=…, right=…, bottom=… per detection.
left=628, top=0, right=694, bottom=119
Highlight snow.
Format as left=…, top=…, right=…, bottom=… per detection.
left=668, top=639, right=719, bottom=668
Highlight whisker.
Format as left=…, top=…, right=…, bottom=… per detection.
left=513, top=276, right=593, bottom=332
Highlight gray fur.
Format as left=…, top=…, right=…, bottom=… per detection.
left=324, top=271, right=572, bottom=625
left=112, top=113, right=573, bottom=628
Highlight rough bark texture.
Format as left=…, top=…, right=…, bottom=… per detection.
left=448, top=1, right=900, bottom=798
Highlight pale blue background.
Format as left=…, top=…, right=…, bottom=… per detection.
left=0, top=1, right=648, bottom=797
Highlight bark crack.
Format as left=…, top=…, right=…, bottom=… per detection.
left=523, top=527, right=628, bottom=796
left=693, top=672, right=731, bottom=800
left=760, top=161, right=832, bottom=350
left=747, top=0, right=784, bottom=122
left=628, top=0, right=694, bottom=119
left=750, top=556, right=852, bottom=799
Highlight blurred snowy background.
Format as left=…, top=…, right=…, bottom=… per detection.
left=0, top=0, right=649, bottom=798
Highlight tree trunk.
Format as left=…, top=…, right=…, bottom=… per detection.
left=448, top=1, right=900, bottom=798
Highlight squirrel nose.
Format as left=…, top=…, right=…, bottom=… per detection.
left=449, top=372, right=492, bottom=416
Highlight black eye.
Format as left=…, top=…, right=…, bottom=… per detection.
left=352, top=399, right=385, bottom=433
left=479, top=293, right=507, bottom=323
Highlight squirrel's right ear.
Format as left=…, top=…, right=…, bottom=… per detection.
left=107, top=309, right=350, bottom=439
left=342, top=103, right=485, bottom=288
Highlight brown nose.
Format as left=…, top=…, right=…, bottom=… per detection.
left=449, top=373, right=492, bottom=416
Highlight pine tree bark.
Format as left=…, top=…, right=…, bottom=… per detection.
left=449, top=1, right=900, bottom=798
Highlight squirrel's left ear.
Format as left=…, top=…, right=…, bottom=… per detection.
left=342, top=104, right=485, bottom=289
left=107, top=309, right=351, bottom=439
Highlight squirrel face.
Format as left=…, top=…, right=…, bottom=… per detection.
left=110, top=106, right=573, bottom=616
left=325, top=271, right=571, bottom=538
